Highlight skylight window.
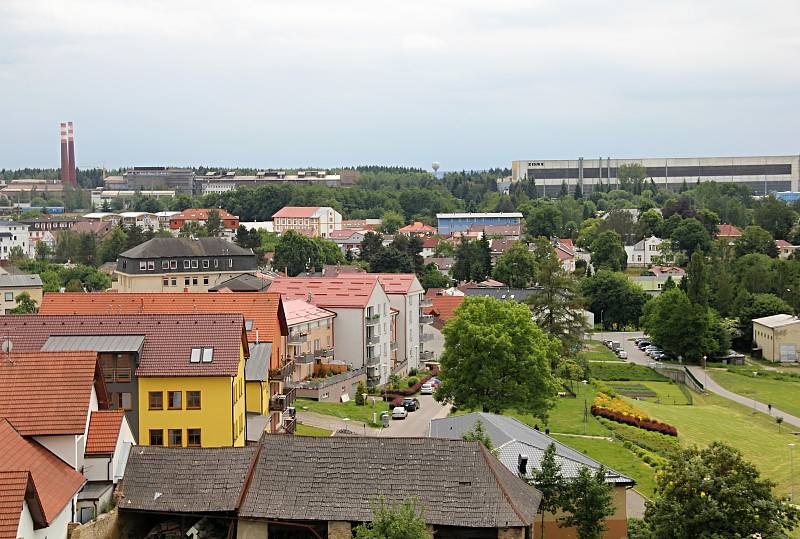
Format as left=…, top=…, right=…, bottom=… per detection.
left=245, top=320, right=254, bottom=331
left=190, top=348, right=201, bottom=363
left=201, top=348, right=213, bottom=362
left=190, top=347, right=214, bottom=363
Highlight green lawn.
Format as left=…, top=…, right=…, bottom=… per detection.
left=610, top=381, right=690, bottom=405
left=634, top=393, right=799, bottom=500
left=296, top=398, right=389, bottom=427
left=294, top=423, right=333, bottom=436
left=590, top=362, right=669, bottom=382
left=551, top=434, right=657, bottom=498
left=707, top=368, right=800, bottom=418
left=581, top=340, right=623, bottom=362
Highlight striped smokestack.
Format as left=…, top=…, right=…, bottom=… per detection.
left=59, top=122, right=70, bottom=185
left=67, top=122, right=77, bottom=187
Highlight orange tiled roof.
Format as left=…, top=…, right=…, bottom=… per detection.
left=85, top=410, right=125, bottom=455
left=338, top=273, right=419, bottom=294
left=171, top=208, right=238, bottom=221
left=423, top=296, right=464, bottom=324
left=282, top=299, right=336, bottom=326
left=717, top=224, right=742, bottom=237
left=0, top=351, right=99, bottom=436
left=0, top=471, right=30, bottom=539
left=0, top=420, right=85, bottom=524
left=398, top=221, right=436, bottom=233
left=272, top=206, right=320, bottom=218
left=39, top=292, right=287, bottom=344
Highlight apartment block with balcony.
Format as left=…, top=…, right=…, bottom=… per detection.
left=283, top=299, right=337, bottom=381
left=268, top=276, right=393, bottom=386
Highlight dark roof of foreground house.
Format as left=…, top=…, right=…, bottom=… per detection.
left=431, top=413, right=634, bottom=485
left=241, top=436, right=539, bottom=528
left=119, top=445, right=258, bottom=513
left=119, top=237, right=254, bottom=259
left=209, top=273, right=273, bottom=292
left=119, top=436, right=541, bottom=528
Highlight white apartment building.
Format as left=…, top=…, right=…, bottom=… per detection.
left=271, top=206, right=343, bottom=238
left=0, top=220, right=31, bottom=259
left=625, top=236, right=665, bottom=267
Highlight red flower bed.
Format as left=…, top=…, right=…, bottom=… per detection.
left=591, top=405, right=678, bottom=437
left=389, top=396, right=404, bottom=408
left=384, top=374, right=433, bottom=399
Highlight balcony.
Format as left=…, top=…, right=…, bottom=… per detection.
left=295, top=352, right=315, bottom=364
left=420, top=298, right=433, bottom=308
left=367, top=364, right=381, bottom=381
left=420, top=313, right=434, bottom=324
left=269, top=387, right=297, bottom=413
left=366, top=353, right=381, bottom=367
left=288, top=332, right=308, bottom=344
left=314, top=348, right=333, bottom=360
left=421, top=332, right=434, bottom=343
left=268, top=360, right=295, bottom=381
left=365, top=314, right=380, bottom=326
left=420, top=350, right=434, bottom=361
left=391, top=340, right=398, bottom=351
left=366, top=332, right=380, bottom=345
left=281, top=417, right=296, bottom=435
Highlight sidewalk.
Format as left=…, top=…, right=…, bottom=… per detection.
left=686, top=365, right=800, bottom=429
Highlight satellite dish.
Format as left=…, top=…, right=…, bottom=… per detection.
left=432, top=162, right=440, bottom=173
left=1, top=340, right=12, bottom=353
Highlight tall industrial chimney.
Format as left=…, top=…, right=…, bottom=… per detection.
left=67, top=122, right=77, bottom=187
left=59, top=122, right=70, bottom=185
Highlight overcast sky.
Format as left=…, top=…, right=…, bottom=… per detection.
left=1, top=0, right=798, bottom=171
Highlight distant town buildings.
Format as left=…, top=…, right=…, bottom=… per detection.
left=511, top=155, right=800, bottom=196
left=0, top=274, right=42, bottom=313
left=625, top=236, right=666, bottom=267
left=168, top=208, right=240, bottom=235
left=271, top=206, right=342, bottom=238
left=436, top=212, right=524, bottom=235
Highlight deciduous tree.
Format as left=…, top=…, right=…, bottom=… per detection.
left=734, top=225, right=778, bottom=258
left=589, top=231, right=627, bottom=272
left=354, top=497, right=432, bottom=539
left=525, top=443, right=566, bottom=539
left=492, top=242, right=536, bottom=288
left=559, top=466, right=615, bottom=539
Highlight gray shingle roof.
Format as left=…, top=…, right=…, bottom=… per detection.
left=0, top=274, right=42, bottom=288
left=245, top=342, right=272, bottom=381
left=430, top=413, right=634, bottom=485
left=239, top=436, right=540, bottom=527
left=119, top=445, right=257, bottom=513
left=209, top=273, right=272, bottom=292
left=120, top=237, right=254, bottom=259
left=42, top=335, right=145, bottom=353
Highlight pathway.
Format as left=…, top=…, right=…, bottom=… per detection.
left=593, top=332, right=800, bottom=429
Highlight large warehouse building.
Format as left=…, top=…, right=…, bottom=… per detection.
left=510, top=155, right=800, bottom=196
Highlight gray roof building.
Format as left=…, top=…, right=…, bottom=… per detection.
left=119, top=237, right=254, bottom=259
left=430, top=413, right=634, bottom=485
left=244, top=342, right=272, bottom=382
left=209, top=273, right=273, bottom=292
left=0, top=274, right=43, bottom=288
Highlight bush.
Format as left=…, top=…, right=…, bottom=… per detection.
left=591, top=405, right=678, bottom=436
left=599, top=418, right=680, bottom=456
left=385, top=374, right=433, bottom=398
left=355, top=381, right=367, bottom=405
left=409, top=368, right=418, bottom=377
left=405, top=376, right=419, bottom=388
left=594, top=393, right=649, bottom=418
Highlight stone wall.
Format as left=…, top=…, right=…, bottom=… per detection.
left=68, top=508, right=119, bottom=539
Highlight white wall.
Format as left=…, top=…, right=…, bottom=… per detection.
left=17, top=497, right=75, bottom=539
left=384, top=278, right=424, bottom=370
left=33, top=435, right=79, bottom=470
left=0, top=223, right=30, bottom=259
left=329, top=307, right=365, bottom=368
left=112, top=416, right=136, bottom=483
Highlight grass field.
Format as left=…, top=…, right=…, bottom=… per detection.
left=610, top=381, right=690, bottom=405
left=634, top=393, right=799, bottom=500
left=707, top=368, right=800, bottom=418
left=294, top=423, right=333, bottom=436
left=581, top=340, right=623, bottom=362
left=590, top=362, right=669, bottom=381
left=296, top=398, right=389, bottom=427
left=551, top=434, right=657, bottom=498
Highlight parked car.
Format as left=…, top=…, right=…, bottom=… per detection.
left=420, top=383, right=434, bottom=395
left=617, top=350, right=628, bottom=359
left=402, top=397, right=420, bottom=411
left=638, top=341, right=652, bottom=349
left=392, top=406, right=408, bottom=419
left=648, top=349, right=663, bottom=358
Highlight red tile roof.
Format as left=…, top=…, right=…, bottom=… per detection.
left=338, top=273, right=420, bottom=294
left=0, top=471, right=32, bottom=539
left=717, top=224, right=742, bottom=237
left=649, top=266, right=686, bottom=276
left=272, top=206, right=321, bottom=218
left=422, top=237, right=440, bottom=249
left=282, top=299, right=336, bottom=326
left=0, top=420, right=85, bottom=525
left=423, top=296, right=464, bottom=326
left=39, top=292, right=287, bottom=344
left=0, top=351, right=99, bottom=436
left=398, top=221, right=436, bottom=233
left=269, top=277, right=382, bottom=308
left=171, top=208, right=238, bottom=221
left=85, top=410, right=125, bottom=456
left=775, top=239, right=795, bottom=248
left=0, top=314, right=247, bottom=378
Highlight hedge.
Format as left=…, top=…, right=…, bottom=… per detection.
left=384, top=374, right=433, bottom=398
left=591, top=405, right=678, bottom=437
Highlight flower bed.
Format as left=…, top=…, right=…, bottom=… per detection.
left=384, top=374, right=433, bottom=398
left=591, top=405, right=678, bottom=436
left=593, top=393, right=649, bottom=418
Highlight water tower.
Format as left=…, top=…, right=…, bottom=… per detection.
left=432, top=161, right=440, bottom=178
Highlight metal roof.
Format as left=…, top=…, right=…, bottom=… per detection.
left=245, top=342, right=272, bottom=381
left=0, top=274, right=42, bottom=288
left=42, top=335, right=145, bottom=353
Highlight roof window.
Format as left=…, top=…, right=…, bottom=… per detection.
left=190, top=347, right=214, bottom=363
left=245, top=320, right=254, bottom=331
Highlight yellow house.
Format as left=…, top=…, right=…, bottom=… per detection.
left=137, top=314, right=250, bottom=448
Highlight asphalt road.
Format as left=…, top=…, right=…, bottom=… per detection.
left=382, top=394, right=451, bottom=437
left=593, top=331, right=800, bottom=429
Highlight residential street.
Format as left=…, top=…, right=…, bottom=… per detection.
left=593, top=332, right=800, bottom=429
left=381, top=395, right=451, bottom=437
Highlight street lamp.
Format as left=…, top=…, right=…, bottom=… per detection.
left=790, top=443, right=796, bottom=503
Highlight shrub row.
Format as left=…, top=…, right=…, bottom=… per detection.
left=622, top=440, right=668, bottom=468
left=385, top=374, right=433, bottom=398
left=598, top=417, right=680, bottom=456
left=593, top=392, right=649, bottom=419
left=591, top=405, right=678, bottom=437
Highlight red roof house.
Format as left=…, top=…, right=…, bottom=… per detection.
left=169, top=208, right=240, bottom=231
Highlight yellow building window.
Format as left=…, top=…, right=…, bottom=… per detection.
left=186, top=391, right=201, bottom=410
left=148, top=391, right=163, bottom=410
left=168, top=429, right=182, bottom=447
left=149, top=429, right=164, bottom=446
left=187, top=428, right=201, bottom=447
left=168, top=391, right=182, bottom=410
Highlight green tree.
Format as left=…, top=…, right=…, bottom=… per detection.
left=685, top=251, right=709, bottom=307
left=492, top=242, right=536, bottom=288
left=353, top=497, right=432, bottom=539
left=732, top=291, right=794, bottom=346
left=452, top=238, right=491, bottom=282
left=670, top=218, right=710, bottom=254
left=379, top=211, right=405, bottom=234
left=734, top=225, right=778, bottom=258
left=34, top=241, right=52, bottom=261
left=76, top=232, right=97, bottom=266
left=55, top=230, right=80, bottom=262
left=98, top=227, right=129, bottom=263
left=355, top=381, right=367, bottom=405
left=641, top=288, right=716, bottom=362
left=272, top=230, right=323, bottom=276
left=527, top=202, right=563, bottom=239
left=370, top=245, right=413, bottom=273
left=435, top=296, right=559, bottom=416
left=525, top=443, right=566, bottom=539
left=461, top=419, right=494, bottom=451
left=589, top=231, right=627, bottom=272
left=558, top=467, right=615, bottom=539
left=204, top=210, right=223, bottom=237
left=637, top=208, right=663, bottom=238
left=580, top=270, right=649, bottom=329
left=754, top=195, right=798, bottom=240
left=234, top=225, right=261, bottom=249
left=599, top=209, right=637, bottom=245
left=9, top=292, right=38, bottom=314
left=618, top=163, right=647, bottom=194
left=359, top=232, right=385, bottom=264
left=179, top=220, right=206, bottom=238
left=8, top=245, right=25, bottom=264
left=419, top=263, right=449, bottom=290
left=640, top=442, right=799, bottom=539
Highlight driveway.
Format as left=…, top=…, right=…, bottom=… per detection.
left=592, top=332, right=800, bottom=429
left=381, top=395, right=451, bottom=437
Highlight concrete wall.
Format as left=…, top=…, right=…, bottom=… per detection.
left=754, top=321, right=800, bottom=362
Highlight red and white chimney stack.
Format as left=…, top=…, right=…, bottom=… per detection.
left=59, top=121, right=78, bottom=187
